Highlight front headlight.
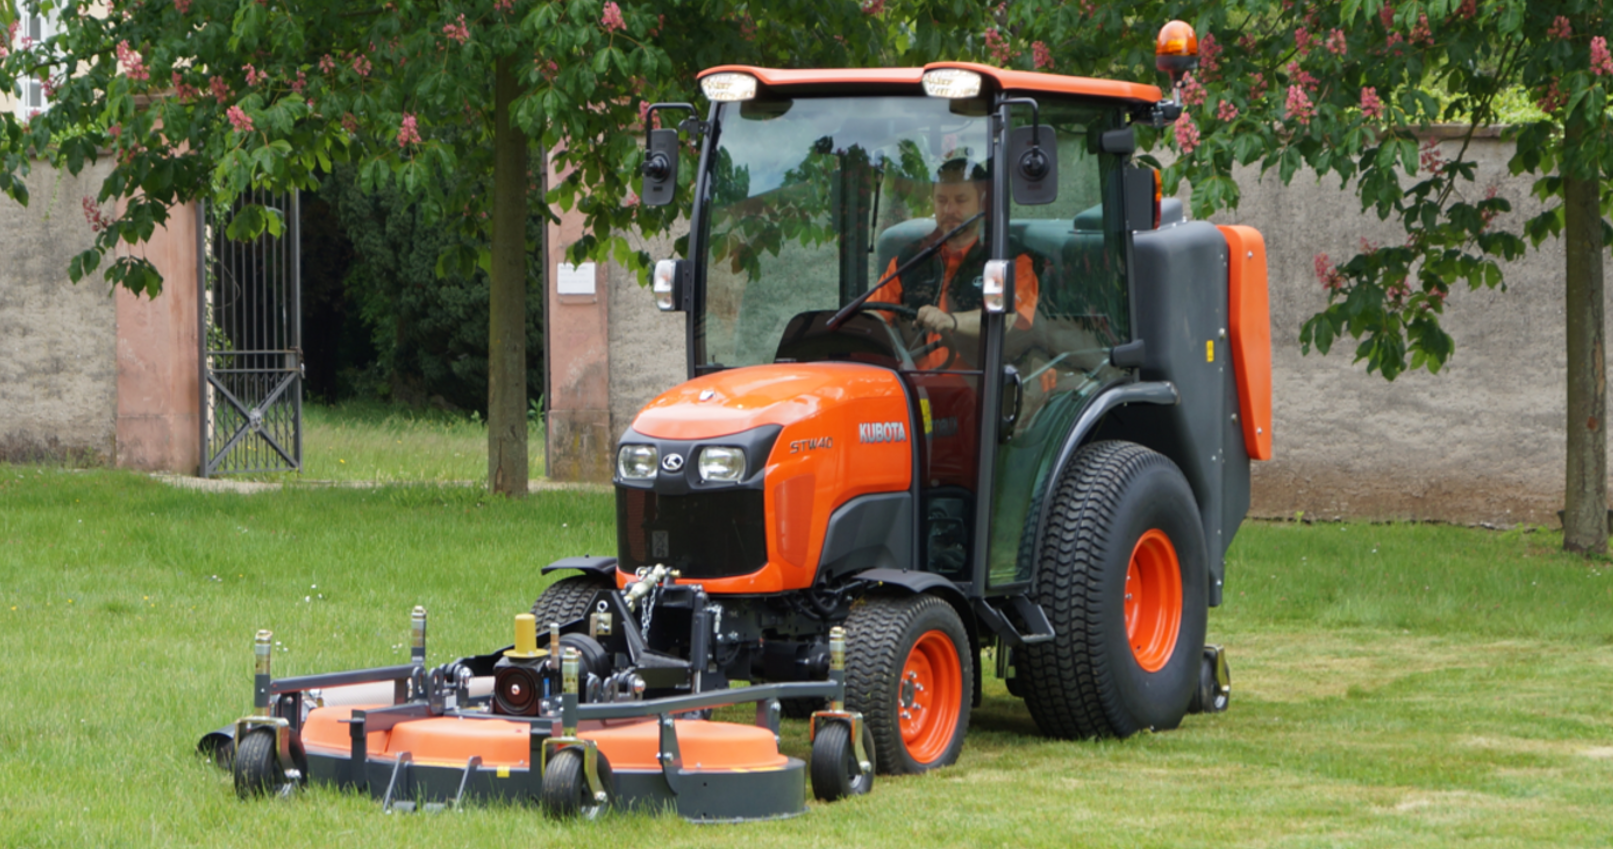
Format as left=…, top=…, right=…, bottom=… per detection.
left=697, top=446, right=746, bottom=482
left=617, top=444, right=659, bottom=480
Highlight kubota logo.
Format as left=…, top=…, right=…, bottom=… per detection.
left=858, top=421, right=907, bottom=444
left=661, top=453, right=685, bottom=472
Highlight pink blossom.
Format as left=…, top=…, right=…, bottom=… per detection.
left=174, top=0, right=191, bottom=12
left=1378, top=1, right=1394, bottom=29
left=1593, top=37, right=1613, bottom=77
left=1313, top=253, right=1344, bottom=291
left=1360, top=87, right=1383, bottom=120
left=107, top=123, right=121, bottom=139
left=40, top=74, right=57, bottom=98
left=352, top=54, right=372, bottom=77
left=171, top=71, right=198, bottom=100
left=443, top=13, right=470, bottom=44
left=1535, top=80, right=1566, bottom=113
left=1419, top=138, right=1445, bottom=175
left=601, top=1, right=626, bottom=33
left=494, top=0, right=513, bottom=10
left=1547, top=16, right=1572, bottom=41
left=1180, top=72, right=1205, bottom=106
left=1410, top=13, right=1432, bottom=44
left=319, top=54, right=336, bottom=74
left=227, top=105, right=254, bottom=133
left=1173, top=113, right=1200, bottom=155
left=1250, top=72, right=1266, bottom=100
left=116, top=41, right=150, bottom=82
left=1198, top=32, right=1220, bottom=76
left=209, top=76, right=230, bottom=103
left=1455, top=0, right=1475, bottom=19
left=1285, top=85, right=1314, bottom=125
left=342, top=113, right=359, bottom=134
left=1480, top=184, right=1500, bottom=229
left=1216, top=100, right=1239, bottom=122
left=1032, top=40, right=1052, bottom=70
left=861, top=0, right=885, bottom=13
left=623, top=190, right=640, bottom=208
left=1294, top=26, right=1314, bottom=56
left=1286, top=61, right=1318, bottom=94
left=244, top=63, right=267, bottom=86
left=82, top=197, right=114, bottom=232
left=1325, top=29, right=1347, bottom=56
left=291, top=70, right=307, bottom=94
left=739, top=15, right=755, bottom=39
left=984, top=27, right=1015, bottom=64
left=397, top=113, right=421, bottom=148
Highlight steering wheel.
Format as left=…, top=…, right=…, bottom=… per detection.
left=857, top=303, right=957, bottom=370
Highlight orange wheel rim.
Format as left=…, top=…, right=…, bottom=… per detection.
left=1124, top=529, right=1182, bottom=673
left=897, top=629, right=962, bottom=764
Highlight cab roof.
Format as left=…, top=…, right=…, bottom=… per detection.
left=696, top=62, right=1161, bottom=105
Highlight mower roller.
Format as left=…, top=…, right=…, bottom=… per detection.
left=200, top=19, right=1268, bottom=820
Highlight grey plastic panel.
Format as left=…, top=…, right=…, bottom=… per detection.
left=817, top=492, right=913, bottom=579
left=1126, top=220, right=1241, bottom=603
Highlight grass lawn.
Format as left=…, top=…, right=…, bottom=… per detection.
left=2, top=466, right=1611, bottom=848
left=249, top=401, right=545, bottom=484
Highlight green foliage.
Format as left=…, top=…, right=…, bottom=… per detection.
left=325, top=165, right=544, bottom=412
left=0, top=0, right=979, bottom=295
left=975, top=0, right=1612, bottom=380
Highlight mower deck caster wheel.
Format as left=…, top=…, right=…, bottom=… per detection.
left=541, top=747, right=614, bottom=820
left=1188, top=645, right=1231, bottom=714
left=810, top=720, right=875, bottom=802
left=232, top=728, right=283, bottom=798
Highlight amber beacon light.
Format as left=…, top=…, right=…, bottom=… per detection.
left=1155, top=20, right=1200, bottom=86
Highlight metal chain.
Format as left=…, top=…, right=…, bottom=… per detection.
left=640, top=582, right=659, bottom=640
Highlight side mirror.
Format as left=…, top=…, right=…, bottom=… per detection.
left=1008, top=124, right=1059, bottom=206
left=652, top=259, right=685, bottom=312
left=641, top=128, right=680, bottom=208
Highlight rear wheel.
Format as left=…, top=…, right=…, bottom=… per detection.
left=1019, top=441, right=1207, bottom=739
left=532, top=575, right=613, bottom=628
left=844, top=594, right=972, bottom=774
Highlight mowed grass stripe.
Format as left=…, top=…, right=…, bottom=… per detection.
left=1, top=466, right=1611, bottom=847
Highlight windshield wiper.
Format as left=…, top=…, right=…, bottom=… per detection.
left=826, top=210, right=986, bottom=330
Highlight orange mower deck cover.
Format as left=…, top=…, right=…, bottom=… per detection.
left=1217, top=225, right=1272, bottom=460
left=300, top=706, right=789, bottom=773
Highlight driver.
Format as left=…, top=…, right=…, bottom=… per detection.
left=865, top=157, right=1040, bottom=369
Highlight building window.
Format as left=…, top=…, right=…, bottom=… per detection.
left=13, top=4, right=56, bottom=120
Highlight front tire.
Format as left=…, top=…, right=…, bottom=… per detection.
left=540, top=747, right=614, bottom=820
left=532, top=575, right=613, bottom=628
left=232, top=729, right=283, bottom=798
left=844, top=594, right=972, bottom=774
left=1019, top=440, right=1208, bottom=739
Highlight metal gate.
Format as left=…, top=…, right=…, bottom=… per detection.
left=198, top=190, right=303, bottom=476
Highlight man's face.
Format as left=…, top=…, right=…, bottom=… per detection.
left=932, top=180, right=984, bottom=237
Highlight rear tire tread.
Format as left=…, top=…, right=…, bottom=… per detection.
left=532, top=575, right=613, bottom=628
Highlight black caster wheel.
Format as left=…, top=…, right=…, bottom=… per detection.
left=810, top=719, right=875, bottom=802
left=541, top=747, right=614, bottom=819
left=232, top=728, right=283, bottom=798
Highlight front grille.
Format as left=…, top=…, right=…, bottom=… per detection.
left=617, top=487, right=769, bottom=579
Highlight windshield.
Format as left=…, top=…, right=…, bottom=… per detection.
left=697, top=95, right=993, bottom=370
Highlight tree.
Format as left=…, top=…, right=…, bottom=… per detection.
left=981, top=0, right=1610, bottom=553
left=0, top=0, right=967, bottom=494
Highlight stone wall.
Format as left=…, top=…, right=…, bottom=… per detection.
left=1219, top=133, right=1606, bottom=526
left=0, top=160, right=200, bottom=471
left=0, top=161, right=119, bottom=464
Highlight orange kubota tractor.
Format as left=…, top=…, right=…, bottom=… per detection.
left=203, top=21, right=1271, bottom=822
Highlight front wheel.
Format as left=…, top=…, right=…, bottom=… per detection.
left=810, top=719, right=876, bottom=802
left=232, top=729, right=283, bottom=798
left=844, top=594, right=973, bottom=774
left=1018, top=440, right=1208, bottom=739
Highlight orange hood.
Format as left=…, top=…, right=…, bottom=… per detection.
left=631, top=363, right=906, bottom=441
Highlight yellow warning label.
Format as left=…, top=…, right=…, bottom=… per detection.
left=920, top=398, right=933, bottom=434
left=1206, top=340, right=1215, bottom=362
left=496, top=766, right=510, bottom=778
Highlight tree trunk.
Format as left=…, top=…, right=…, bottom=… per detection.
left=488, top=57, right=528, bottom=498
left=1562, top=127, right=1605, bottom=553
